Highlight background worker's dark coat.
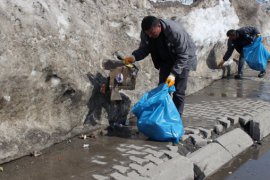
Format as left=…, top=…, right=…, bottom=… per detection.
left=223, top=26, right=260, bottom=61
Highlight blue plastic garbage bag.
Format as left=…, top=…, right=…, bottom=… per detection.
left=243, top=36, right=270, bottom=71
left=131, top=83, right=184, bottom=143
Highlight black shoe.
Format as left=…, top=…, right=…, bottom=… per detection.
left=234, top=74, right=243, bottom=79
left=258, top=71, right=266, bottom=78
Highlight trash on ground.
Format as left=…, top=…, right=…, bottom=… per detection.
left=223, top=58, right=233, bottom=67
left=83, top=144, right=90, bottom=148
left=80, top=134, right=87, bottom=140
left=0, top=167, right=3, bottom=172
left=31, top=151, right=42, bottom=157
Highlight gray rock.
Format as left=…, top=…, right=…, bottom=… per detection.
left=187, top=143, right=233, bottom=177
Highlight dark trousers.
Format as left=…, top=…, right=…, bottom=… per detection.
left=238, top=54, right=245, bottom=75
left=159, top=68, right=189, bottom=116
left=238, top=55, right=265, bottom=74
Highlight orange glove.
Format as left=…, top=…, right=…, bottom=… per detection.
left=123, top=55, right=135, bottom=65
left=165, top=74, right=175, bottom=87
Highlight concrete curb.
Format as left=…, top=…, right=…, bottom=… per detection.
left=107, top=110, right=270, bottom=180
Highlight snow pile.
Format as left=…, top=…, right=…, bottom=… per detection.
left=179, top=0, right=239, bottom=46
left=150, top=0, right=194, bottom=5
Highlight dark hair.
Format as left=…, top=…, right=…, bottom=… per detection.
left=226, top=29, right=236, bottom=37
left=141, top=16, right=160, bottom=31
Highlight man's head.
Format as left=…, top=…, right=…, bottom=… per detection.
left=226, top=29, right=237, bottom=40
left=141, top=16, right=161, bottom=39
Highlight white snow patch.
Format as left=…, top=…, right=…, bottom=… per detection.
left=180, top=0, right=239, bottom=46
left=3, top=96, right=10, bottom=102
left=50, top=77, right=61, bottom=87
left=150, top=0, right=194, bottom=5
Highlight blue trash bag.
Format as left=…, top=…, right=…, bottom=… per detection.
left=131, top=83, right=184, bottom=143
left=243, top=36, right=270, bottom=71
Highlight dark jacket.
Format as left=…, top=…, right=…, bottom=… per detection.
left=223, top=26, right=260, bottom=61
left=132, top=19, right=197, bottom=76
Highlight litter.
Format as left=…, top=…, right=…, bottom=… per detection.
left=83, top=144, right=90, bottom=148
left=131, top=83, right=184, bottom=143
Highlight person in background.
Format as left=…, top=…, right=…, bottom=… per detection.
left=123, top=15, right=197, bottom=117
left=219, top=26, right=265, bottom=78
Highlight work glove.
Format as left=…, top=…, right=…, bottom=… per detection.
left=123, top=55, right=135, bottom=65
left=165, top=74, right=175, bottom=87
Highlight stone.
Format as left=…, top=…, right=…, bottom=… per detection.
left=127, top=171, right=149, bottom=180
left=110, top=172, right=129, bottom=180
left=187, top=143, right=233, bottom=177
left=184, top=127, right=200, bottom=135
left=239, top=116, right=251, bottom=126
left=215, top=128, right=253, bottom=157
left=145, top=156, right=194, bottom=180
left=226, top=115, right=239, bottom=125
left=129, top=156, right=149, bottom=165
left=214, top=124, right=224, bottom=134
left=217, top=117, right=231, bottom=129
left=190, top=134, right=208, bottom=147
left=250, top=111, right=270, bottom=141
left=112, top=165, right=130, bottom=174
left=144, top=154, right=163, bottom=165
left=143, top=148, right=164, bottom=158
left=198, top=127, right=212, bottom=138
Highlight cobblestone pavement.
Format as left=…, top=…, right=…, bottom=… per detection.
left=1, top=66, right=270, bottom=180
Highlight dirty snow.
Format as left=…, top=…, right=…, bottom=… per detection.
left=179, top=0, right=239, bottom=46
left=150, top=0, right=195, bottom=5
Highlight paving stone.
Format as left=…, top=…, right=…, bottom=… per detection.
left=126, top=144, right=145, bottom=150
left=198, top=127, right=212, bottom=138
left=116, top=147, right=129, bottom=152
left=166, top=145, right=178, bottom=152
left=143, top=145, right=158, bottom=149
left=215, top=128, right=253, bottom=157
left=129, top=163, right=146, bottom=175
left=217, top=117, right=231, bottom=128
left=127, top=171, right=149, bottom=180
left=92, top=174, right=109, bottom=180
left=187, top=143, right=233, bottom=177
left=143, top=148, right=164, bottom=158
left=189, top=134, right=208, bottom=147
left=144, top=154, right=163, bottom=165
left=184, top=127, right=200, bottom=135
left=161, top=150, right=180, bottom=159
left=112, top=165, right=130, bottom=174
left=110, top=172, right=129, bottom=180
left=145, top=156, right=194, bottom=180
left=214, top=124, right=224, bottom=134
left=239, top=115, right=252, bottom=126
left=143, top=162, right=157, bottom=171
left=91, top=160, right=107, bottom=165
left=250, top=111, right=270, bottom=141
left=126, top=150, right=147, bottom=155
left=226, top=115, right=239, bottom=125
left=129, top=156, right=149, bottom=165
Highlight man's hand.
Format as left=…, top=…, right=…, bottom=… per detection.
left=165, top=74, right=175, bottom=87
left=218, top=60, right=224, bottom=69
left=123, top=55, right=135, bottom=65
